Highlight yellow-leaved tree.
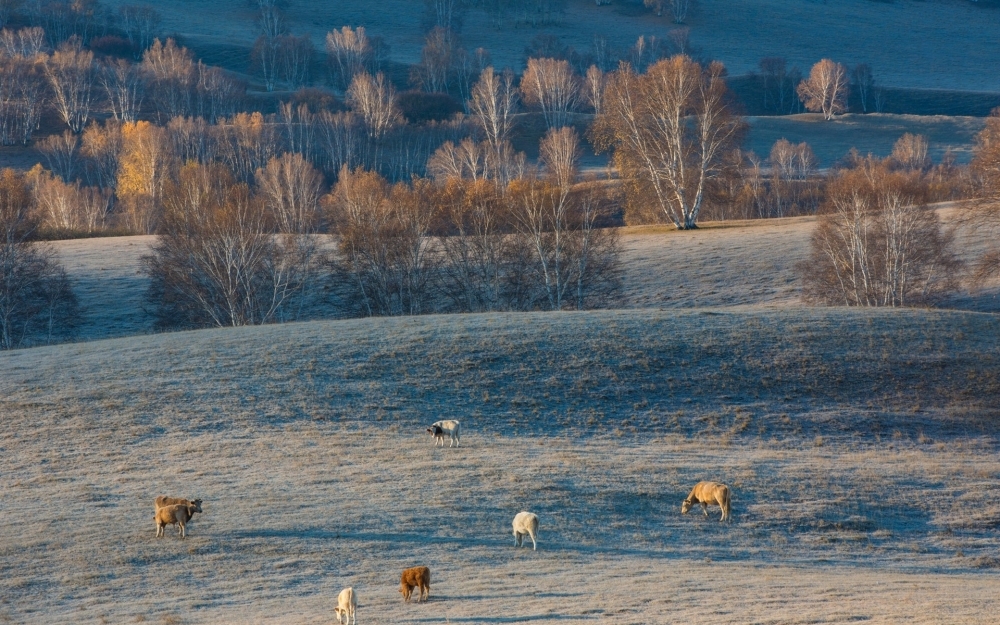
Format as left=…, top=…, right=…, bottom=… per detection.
left=116, top=120, right=173, bottom=233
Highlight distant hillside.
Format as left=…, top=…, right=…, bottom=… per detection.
left=112, top=0, right=1000, bottom=92
left=4, top=307, right=999, bottom=440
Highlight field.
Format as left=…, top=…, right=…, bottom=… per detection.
left=99, top=0, right=1000, bottom=93
left=3, top=208, right=1000, bottom=622
left=3, top=1, right=1000, bottom=619
left=47, top=204, right=1000, bottom=343
left=745, top=114, right=985, bottom=166
left=2, top=308, right=1000, bottom=624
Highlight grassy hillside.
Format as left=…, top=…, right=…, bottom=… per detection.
left=5, top=308, right=997, bottom=438
left=1, top=309, right=999, bottom=623
left=47, top=208, right=1000, bottom=344
left=103, top=0, right=1000, bottom=94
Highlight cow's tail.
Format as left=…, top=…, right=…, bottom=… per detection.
left=722, top=487, right=732, bottom=523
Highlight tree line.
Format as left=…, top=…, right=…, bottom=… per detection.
left=2, top=1, right=999, bottom=349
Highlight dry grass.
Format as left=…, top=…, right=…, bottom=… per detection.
left=1, top=309, right=999, bottom=622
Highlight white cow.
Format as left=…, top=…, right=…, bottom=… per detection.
left=334, top=587, right=356, bottom=625
left=512, top=511, right=539, bottom=550
left=427, top=420, right=461, bottom=447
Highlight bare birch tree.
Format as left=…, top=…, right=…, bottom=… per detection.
left=802, top=160, right=960, bottom=307
left=166, top=115, right=214, bottom=164
left=37, top=130, right=79, bottom=182
left=592, top=56, right=746, bottom=229
left=0, top=53, right=44, bottom=145
left=217, top=111, right=280, bottom=183
left=316, top=109, right=363, bottom=174
left=81, top=119, right=123, bottom=191
left=0, top=56, right=45, bottom=145
left=0, top=168, right=77, bottom=349
left=0, top=27, right=44, bottom=58
left=346, top=71, right=401, bottom=139
left=100, top=58, right=144, bottom=122
left=141, top=38, right=195, bottom=120
left=767, top=138, right=817, bottom=217
left=411, top=26, right=455, bottom=93
left=43, top=39, right=95, bottom=133
left=468, top=66, right=518, bottom=179
left=28, top=165, right=109, bottom=232
left=118, top=4, right=160, bottom=58
left=890, top=133, right=929, bottom=171
left=851, top=63, right=874, bottom=114
left=144, top=162, right=324, bottom=328
left=328, top=166, right=436, bottom=316
left=325, top=25, right=373, bottom=90
left=255, top=152, right=324, bottom=234
left=511, top=127, right=621, bottom=310
left=510, top=168, right=573, bottom=309
left=251, top=34, right=281, bottom=92
left=436, top=178, right=528, bottom=311
left=797, top=59, right=849, bottom=121
left=583, top=64, right=606, bottom=114
left=427, top=137, right=486, bottom=181
left=194, top=62, right=244, bottom=123
left=520, top=57, right=581, bottom=129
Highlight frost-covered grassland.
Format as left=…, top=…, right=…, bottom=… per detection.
left=2, top=309, right=1000, bottom=623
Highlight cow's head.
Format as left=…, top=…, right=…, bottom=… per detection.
left=191, top=499, right=203, bottom=513
left=681, top=498, right=694, bottom=515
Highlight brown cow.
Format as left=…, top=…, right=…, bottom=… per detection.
left=681, top=481, right=731, bottom=523
left=399, top=566, right=431, bottom=602
left=155, top=502, right=201, bottom=538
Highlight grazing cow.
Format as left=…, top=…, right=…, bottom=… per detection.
left=154, top=496, right=202, bottom=513
left=512, top=511, right=539, bottom=550
left=427, top=420, right=460, bottom=447
left=681, top=481, right=731, bottom=523
left=154, top=502, right=201, bottom=538
left=334, top=587, right=356, bottom=625
left=399, top=566, right=431, bottom=602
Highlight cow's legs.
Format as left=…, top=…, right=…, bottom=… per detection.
left=701, top=503, right=709, bottom=517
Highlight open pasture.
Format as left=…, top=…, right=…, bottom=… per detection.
left=96, top=0, right=1000, bottom=93
left=745, top=114, right=985, bottom=167
left=2, top=309, right=1000, bottom=623
left=46, top=203, right=1000, bottom=344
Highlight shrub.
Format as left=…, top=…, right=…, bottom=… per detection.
left=88, top=36, right=139, bottom=59
left=396, top=90, right=462, bottom=124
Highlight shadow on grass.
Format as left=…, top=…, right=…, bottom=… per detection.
left=399, top=615, right=591, bottom=623
left=225, top=528, right=683, bottom=560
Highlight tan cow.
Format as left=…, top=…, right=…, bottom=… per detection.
left=399, top=566, right=430, bottom=602
left=512, top=511, right=539, bottom=550
left=154, top=496, right=202, bottom=513
left=681, top=481, right=731, bottom=523
left=154, top=502, right=201, bottom=538
left=334, top=587, right=356, bottom=625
